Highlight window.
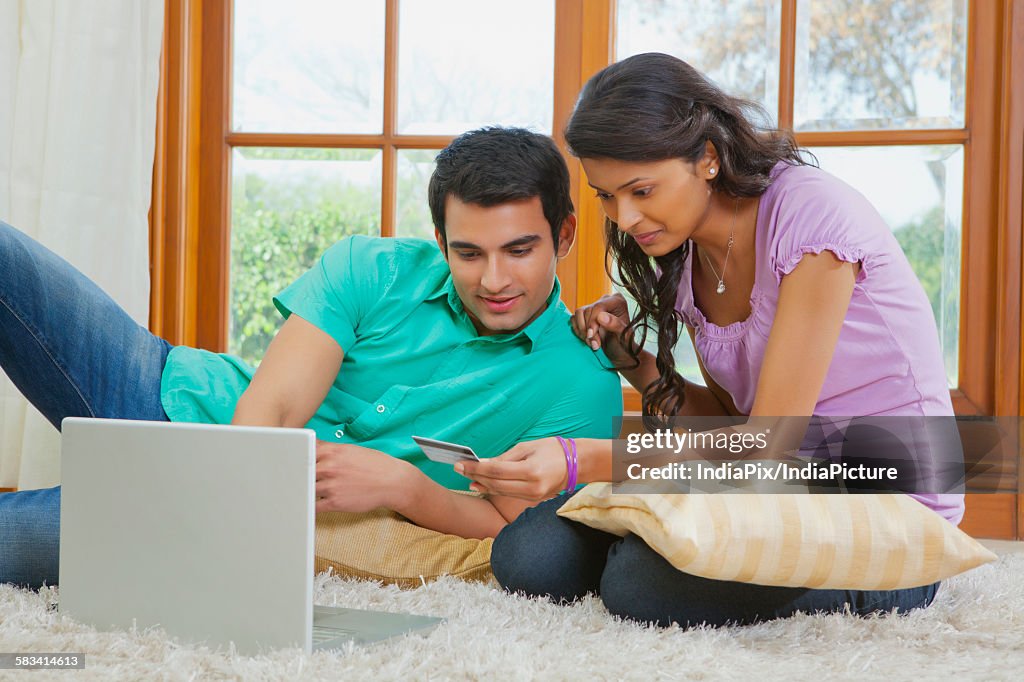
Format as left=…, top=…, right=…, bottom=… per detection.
left=216, top=0, right=555, bottom=364
left=611, top=0, right=1010, bottom=415
left=150, top=0, right=1023, bottom=537
left=151, top=0, right=1018, bottom=417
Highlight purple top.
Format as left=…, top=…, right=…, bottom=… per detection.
left=675, top=162, right=963, bottom=524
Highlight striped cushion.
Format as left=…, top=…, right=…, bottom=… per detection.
left=557, top=484, right=995, bottom=590
left=315, top=506, right=493, bottom=588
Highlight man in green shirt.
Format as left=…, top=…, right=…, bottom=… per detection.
left=0, top=127, right=622, bottom=587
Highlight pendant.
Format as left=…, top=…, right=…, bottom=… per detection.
left=716, top=281, right=726, bottom=295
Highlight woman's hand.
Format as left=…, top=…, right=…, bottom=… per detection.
left=571, top=293, right=635, bottom=365
left=454, top=438, right=569, bottom=501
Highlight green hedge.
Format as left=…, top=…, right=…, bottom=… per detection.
left=229, top=180, right=379, bottom=366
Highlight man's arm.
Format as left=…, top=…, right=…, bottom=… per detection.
left=397, top=469, right=533, bottom=538
left=314, top=441, right=532, bottom=538
left=233, top=311, right=530, bottom=538
left=231, top=314, right=343, bottom=427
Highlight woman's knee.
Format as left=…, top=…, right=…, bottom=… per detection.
left=599, top=534, right=684, bottom=626
left=600, top=535, right=940, bottom=628
left=851, top=582, right=940, bottom=617
left=491, top=495, right=615, bottom=603
left=599, top=534, right=745, bottom=628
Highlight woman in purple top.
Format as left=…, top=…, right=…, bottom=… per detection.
left=461, top=53, right=961, bottom=628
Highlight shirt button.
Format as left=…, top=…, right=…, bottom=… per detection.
left=335, top=429, right=344, bottom=438
left=376, top=404, right=386, bottom=413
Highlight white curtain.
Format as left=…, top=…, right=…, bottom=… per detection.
left=0, top=0, right=163, bottom=490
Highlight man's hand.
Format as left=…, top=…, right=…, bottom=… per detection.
left=314, top=441, right=413, bottom=514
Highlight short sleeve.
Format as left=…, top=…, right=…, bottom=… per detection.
left=766, top=167, right=891, bottom=286
left=515, top=362, right=623, bottom=443
left=273, top=235, right=398, bottom=353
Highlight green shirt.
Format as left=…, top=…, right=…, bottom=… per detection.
left=160, top=235, right=623, bottom=489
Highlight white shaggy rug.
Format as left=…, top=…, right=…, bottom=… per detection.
left=1, top=550, right=1022, bottom=681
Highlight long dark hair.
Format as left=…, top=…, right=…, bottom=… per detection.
left=565, top=52, right=813, bottom=421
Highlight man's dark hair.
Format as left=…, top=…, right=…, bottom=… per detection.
left=428, top=126, right=574, bottom=249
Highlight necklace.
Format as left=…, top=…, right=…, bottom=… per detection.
left=700, top=199, right=740, bottom=295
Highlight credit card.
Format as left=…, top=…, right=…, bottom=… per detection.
left=412, top=435, right=480, bottom=465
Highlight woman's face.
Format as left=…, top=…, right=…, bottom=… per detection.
left=581, top=156, right=715, bottom=257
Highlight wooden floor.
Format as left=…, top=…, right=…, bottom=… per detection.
left=979, top=539, right=1024, bottom=554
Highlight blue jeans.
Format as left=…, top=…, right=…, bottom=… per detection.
left=491, top=493, right=940, bottom=628
left=0, top=222, right=172, bottom=588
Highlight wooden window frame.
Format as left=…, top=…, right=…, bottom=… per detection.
left=598, top=0, right=1021, bottom=421
left=150, top=0, right=618, bottom=345
left=150, top=0, right=1023, bottom=537
left=568, top=0, right=1024, bottom=538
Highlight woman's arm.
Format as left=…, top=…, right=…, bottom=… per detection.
left=457, top=437, right=614, bottom=499
left=313, top=441, right=532, bottom=538
left=573, top=293, right=731, bottom=416
left=685, top=325, right=738, bottom=416
left=623, top=339, right=735, bottom=417
left=618, top=346, right=658, bottom=393
left=749, top=252, right=857, bottom=417
left=460, top=251, right=858, bottom=499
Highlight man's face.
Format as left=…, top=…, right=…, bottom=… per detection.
left=437, top=195, right=574, bottom=336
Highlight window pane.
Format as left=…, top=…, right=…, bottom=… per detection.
left=397, top=0, right=554, bottom=134
left=809, top=145, right=963, bottom=387
left=233, top=0, right=385, bottom=134
left=616, top=0, right=781, bottom=124
left=395, top=149, right=440, bottom=240
left=794, top=0, right=967, bottom=131
left=229, top=148, right=382, bottom=366
left=612, top=283, right=706, bottom=389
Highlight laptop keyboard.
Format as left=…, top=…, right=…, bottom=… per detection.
left=312, top=626, right=360, bottom=645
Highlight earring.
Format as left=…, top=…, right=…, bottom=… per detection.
left=709, top=168, right=717, bottom=175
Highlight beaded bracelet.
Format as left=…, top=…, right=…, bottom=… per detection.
left=556, top=436, right=579, bottom=494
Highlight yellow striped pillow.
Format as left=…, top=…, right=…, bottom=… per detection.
left=557, top=484, right=996, bottom=590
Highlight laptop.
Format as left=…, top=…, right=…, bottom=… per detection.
left=58, top=418, right=442, bottom=655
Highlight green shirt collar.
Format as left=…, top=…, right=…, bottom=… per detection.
left=427, top=274, right=564, bottom=350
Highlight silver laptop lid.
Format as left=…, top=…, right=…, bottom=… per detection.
left=59, top=418, right=316, bottom=654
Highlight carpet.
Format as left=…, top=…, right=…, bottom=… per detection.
left=1, top=549, right=1021, bottom=681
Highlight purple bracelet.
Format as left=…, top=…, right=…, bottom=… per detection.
left=567, top=437, right=578, bottom=492
left=556, top=436, right=579, bottom=494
